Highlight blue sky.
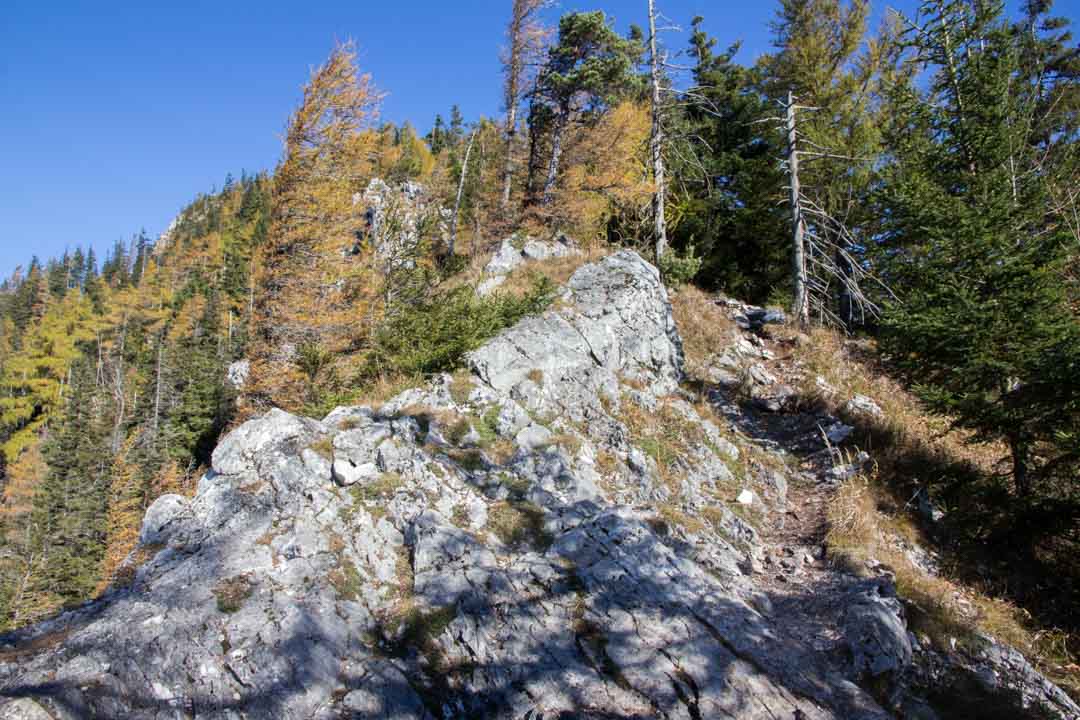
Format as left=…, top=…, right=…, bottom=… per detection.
left=1, top=0, right=1075, bottom=277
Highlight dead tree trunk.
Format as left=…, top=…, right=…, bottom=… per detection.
left=450, top=129, right=477, bottom=257
left=648, top=0, right=668, bottom=262
left=501, top=0, right=548, bottom=210
left=501, top=104, right=519, bottom=210
left=786, top=90, right=809, bottom=327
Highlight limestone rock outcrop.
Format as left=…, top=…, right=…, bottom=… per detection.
left=1, top=251, right=1076, bottom=720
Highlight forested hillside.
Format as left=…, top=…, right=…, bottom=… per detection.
left=0, top=0, right=1078, bottom=693
left=0, top=176, right=271, bottom=626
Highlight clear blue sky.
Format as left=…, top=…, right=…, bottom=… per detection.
left=1, top=0, right=1074, bottom=277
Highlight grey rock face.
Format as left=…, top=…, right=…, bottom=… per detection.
left=477, top=234, right=581, bottom=296
left=843, top=582, right=913, bottom=678
left=358, top=179, right=448, bottom=268
left=139, top=494, right=188, bottom=546
left=211, top=408, right=326, bottom=476
left=908, top=634, right=1080, bottom=720
left=844, top=394, right=884, bottom=420
left=0, top=699, right=53, bottom=720
left=469, top=251, right=684, bottom=419
left=225, top=359, right=250, bottom=390
left=1, top=250, right=1074, bottom=720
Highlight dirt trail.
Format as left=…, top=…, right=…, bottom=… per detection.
left=704, top=314, right=871, bottom=664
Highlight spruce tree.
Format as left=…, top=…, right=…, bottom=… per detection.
left=674, top=17, right=790, bottom=301
left=879, top=0, right=1080, bottom=520
left=34, top=359, right=111, bottom=604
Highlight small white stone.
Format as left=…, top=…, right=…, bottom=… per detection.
left=332, top=460, right=379, bottom=487
left=736, top=489, right=755, bottom=505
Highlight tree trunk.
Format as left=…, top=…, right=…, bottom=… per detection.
left=1009, top=434, right=1031, bottom=498
left=542, top=112, right=567, bottom=205
left=501, top=104, right=518, bottom=209
left=450, top=129, right=477, bottom=257
left=648, top=0, right=668, bottom=262
left=786, top=90, right=809, bottom=326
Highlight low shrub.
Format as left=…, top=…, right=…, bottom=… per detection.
left=366, top=274, right=555, bottom=378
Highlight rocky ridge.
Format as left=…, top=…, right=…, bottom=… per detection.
left=0, top=250, right=1076, bottom=719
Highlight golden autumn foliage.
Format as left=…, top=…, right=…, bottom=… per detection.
left=0, top=292, right=103, bottom=463
left=248, top=41, right=384, bottom=413
left=526, top=102, right=653, bottom=243
left=96, top=435, right=142, bottom=593
left=373, top=124, right=437, bottom=182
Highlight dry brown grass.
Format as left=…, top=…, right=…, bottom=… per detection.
left=213, top=575, right=254, bottom=614
left=441, top=237, right=612, bottom=301
left=670, top=286, right=738, bottom=377
left=0, top=627, right=73, bottom=664
left=827, top=474, right=1080, bottom=697
left=351, top=372, right=427, bottom=414
left=308, top=436, right=334, bottom=461
left=328, top=561, right=363, bottom=602
left=108, top=543, right=166, bottom=591
left=497, top=244, right=613, bottom=299
left=448, top=369, right=474, bottom=405
left=794, top=327, right=1003, bottom=475
left=487, top=501, right=552, bottom=550
left=654, top=504, right=707, bottom=535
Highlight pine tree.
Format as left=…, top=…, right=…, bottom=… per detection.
left=528, top=11, right=645, bottom=205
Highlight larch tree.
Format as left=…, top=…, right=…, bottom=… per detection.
left=529, top=12, right=644, bottom=206
left=248, top=41, right=383, bottom=414
left=500, top=0, right=550, bottom=210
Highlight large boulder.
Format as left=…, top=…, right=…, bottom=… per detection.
left=469, top=250, right=684, bottom=420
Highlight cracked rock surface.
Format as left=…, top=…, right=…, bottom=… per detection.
left=0, top=251, right=1075, bottom=720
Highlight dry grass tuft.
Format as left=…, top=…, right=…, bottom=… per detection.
left=351, top=372, right=427, bottom=414
left=213, top=575, right=254, bottom=614
left=108, top=543, right=166, bottom=591
left=498, top=245, right=612, bottom=299
left=826, top=474, right=1080, bottom=697
left=448, top=369, right=474, bottom=405
left=328, top=560, right=364, bottom=602
left=670, top=286, right=738, bottom=377
left=308, top=436, right=334, bottom=461
left=0, top=628, right=73, bottom=664
left=655, top=504, right=707, bottom=536
left=487, top=501, right=552, bottom=551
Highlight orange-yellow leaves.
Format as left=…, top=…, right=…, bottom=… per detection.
left=248, top=41, right=384, bottom=413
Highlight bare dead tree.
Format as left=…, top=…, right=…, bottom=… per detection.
left=785, top=90, right=810, bottom=326
left=501, top=0, right=550, bottom=210
left=450, top=129, right=477, bottom=257
left=647, top=0, right=669, bottom=261
left=777, top=91, right=892, bottom=328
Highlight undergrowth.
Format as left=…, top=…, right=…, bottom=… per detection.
left=366, top=274, right=555, bottom=379
left=793, top=326, right=1080, bottom=699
